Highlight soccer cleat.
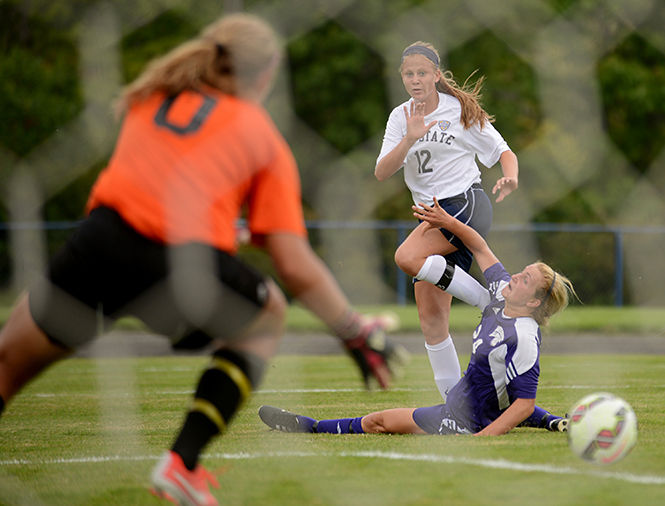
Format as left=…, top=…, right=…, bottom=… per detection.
left=258, top=405, right=316, bottom=433
left=343, top=318, right=410, bottom=390
left=547, top=417, right=569, bottom=432
left=151, top=451, right=220, bottom=506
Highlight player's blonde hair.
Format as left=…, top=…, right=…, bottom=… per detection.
left=115, top=13, right=281, bottom=115
left=399, top=41, right=494, bottom=129
left=532, top=262, right=578, bottom=326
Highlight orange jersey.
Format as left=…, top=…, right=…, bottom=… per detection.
left=87, top=89, right=306, bottom=253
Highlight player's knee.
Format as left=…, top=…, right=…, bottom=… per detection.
left=394, top=246, right=419, bottom=277
left=272, top=259, right=300, bottom=288
left=393, top=244, right=407, bottom=269
left=361, top=412, right=388, bottom=434
left=263, top=281, right=287, bottom=327
left=231, top=281, right=286, bottom=361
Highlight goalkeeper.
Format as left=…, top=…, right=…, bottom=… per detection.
left=0, top=13, right=406, bottom=506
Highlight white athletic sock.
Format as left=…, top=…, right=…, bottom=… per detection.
left=416, top=255, right=490, bottom=310
left=447, top=267, right=491, bottom=310
left=425, top=337, right=461, bottom=402
left=415, top=255, right=445, bottom=284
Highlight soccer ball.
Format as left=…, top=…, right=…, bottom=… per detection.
left=567, top=392, right=638, bottom=465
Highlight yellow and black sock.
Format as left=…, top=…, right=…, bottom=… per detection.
left=172, top=348, right=265, bottom=470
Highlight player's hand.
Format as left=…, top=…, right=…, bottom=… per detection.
left=412, top=198, right=451, bottom=229
left=403, top=101, right=437, bottom=143
left=343, top=317, right=410, bottom=390
left=492, top=177, right=518, bottom=203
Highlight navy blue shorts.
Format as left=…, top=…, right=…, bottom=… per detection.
left=416, top=183, right=492, bottom=273
left=413, top=404, right=473, bottom=435
left=29, top=206, right=269, bottom=350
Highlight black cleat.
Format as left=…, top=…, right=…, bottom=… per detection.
left=258, top=405, right=315, bottom=433
left=548, top=417, right=568, bottom=432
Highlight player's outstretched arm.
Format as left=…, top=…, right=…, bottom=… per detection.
left=413, top=198, right=499, bottom=272
left=474, top=397, right=536, bottom=436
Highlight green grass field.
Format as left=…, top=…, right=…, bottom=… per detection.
left=1, top=350, right=664, bottom=505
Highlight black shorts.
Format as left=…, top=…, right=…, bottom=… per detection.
left=417, top=183, right=492, bottom=273
left=29, top=207, right=270, bottom=350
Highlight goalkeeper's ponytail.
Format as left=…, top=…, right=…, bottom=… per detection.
left=115, top=13, right=281, bottom=116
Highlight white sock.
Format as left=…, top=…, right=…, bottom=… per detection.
left=447, top=267, right=491, bottom=310
left=415, top=255, right=445, bottom=284
left=425, top=337, right=461, bottom=402
left=416, top=255, right=490, bottom=310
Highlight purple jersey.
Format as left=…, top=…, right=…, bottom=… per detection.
left=444, top=262, right=541, bottom=433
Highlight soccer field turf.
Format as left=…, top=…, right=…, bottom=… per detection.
left=1, top=352, right=664, bottom=505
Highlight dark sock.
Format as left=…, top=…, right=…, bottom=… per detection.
left=0, top=395, right=4, bottom=416
left=314, top=417, right=364, bottom=434
left=519, top=405, right=561, bottom=430
left=172, top=349, right=265, bottom=470
left=172, top=412, right=219, bottom=470
left=296, top=415, right=318, bottom=432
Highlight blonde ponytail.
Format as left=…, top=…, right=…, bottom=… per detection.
left=437, top=69, right=494, bottom=129
left=532, top=263, right=578, bottom=327
left=115, top=13, right=280, bottom=115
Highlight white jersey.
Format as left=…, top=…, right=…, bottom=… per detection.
left=376, top=92, right=509, bottom=204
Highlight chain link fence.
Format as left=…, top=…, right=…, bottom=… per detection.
left=2, top=0, right=664, bottom=305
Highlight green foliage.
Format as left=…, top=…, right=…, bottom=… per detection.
left=42, top=163, right=103, bottom=221
left=543, top=0, right=584, bottom=15
left=447, top=30, right=542, bottom=151
left=597, top=33, right=665, bottom=172
left=534, top=230, right=617, bottom=305
left=0, top=2, right=82, bottom=157
left=535, top=189, right=602, bottom=223
left=0, top=231, right=8, bottom=291
left=120, top=10, right=199, bottom=83
left=287, top=20, right=389, bottom=155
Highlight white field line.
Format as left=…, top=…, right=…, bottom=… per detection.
left=0, top=450, right=663, bottom=486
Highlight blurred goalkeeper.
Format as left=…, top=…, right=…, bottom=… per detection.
left=0, top=13, right=407, bottom=506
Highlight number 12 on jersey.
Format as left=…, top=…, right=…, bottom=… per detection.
left=414, top=149, right=433, bottom=174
